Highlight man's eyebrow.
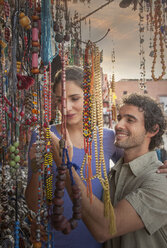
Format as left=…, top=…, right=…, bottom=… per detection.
left=117, top=114, right=137, bottom=120
left=125, top=114, right=137, bottom=120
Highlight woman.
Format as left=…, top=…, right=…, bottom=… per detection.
left=25, top=66, right=123, bottom=248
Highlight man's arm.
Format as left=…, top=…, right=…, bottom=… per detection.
left=25, top=142, right=43, bottom=212
left=68, top=168, right=144, bottom=243
left=49, top=130, right=144, bottom=242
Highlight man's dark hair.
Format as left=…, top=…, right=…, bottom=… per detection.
left=122, top=93, right=167, bottom=150
left=53, top=66, right=83, bottom=93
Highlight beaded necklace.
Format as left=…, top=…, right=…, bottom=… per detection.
left=80, top=41, right=116, bottom=235
left=93, top=44, right=116, bottom=235
left=51, top=42, right=82, bottom=234
left=31, top=9, right=40, bottom=75
left=111, top=47, right=117, bottom=123
left=138, top=0, right=146, bottom=90
left=81, top=42, right=93, bottom=202
left=151, top=0, right=166, bottom=81
left=45, top=127, right=53, bottom=202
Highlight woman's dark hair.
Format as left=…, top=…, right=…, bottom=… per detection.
left=122, top=93, right=167, bottom=150
left=53, top=66, right=83, bottom=93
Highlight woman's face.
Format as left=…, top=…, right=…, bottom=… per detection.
left=54, top=80, right=83, bottom=126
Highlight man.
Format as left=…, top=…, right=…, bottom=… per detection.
left=64, top=93, right=167, bottom=248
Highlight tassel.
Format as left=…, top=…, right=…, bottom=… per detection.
left=17, top=74, right=35, bottom=90
left=103, top=189, right=116, bottom=235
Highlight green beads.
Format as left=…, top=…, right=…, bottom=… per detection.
left=10, top=145, right=15, bottom=153
left=10, top=160, right=16, bottom=167
left=15, top=149, right=19, bottom=155
left=14, top=141, right=19, bottom=148
left=10, top=153, right=15, bottom=159
left=15, top=155, right=20, bottom=163
left=9, top=142, right=20, bottom=170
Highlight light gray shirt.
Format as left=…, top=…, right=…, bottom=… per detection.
left=104, top=151, right=167, bottom=248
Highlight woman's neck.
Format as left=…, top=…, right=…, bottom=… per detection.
left=56, top=122, right=84, bottom=149
left=67, top=122, right=83, bottom=133
left=67, top=123, right=84, bottom=149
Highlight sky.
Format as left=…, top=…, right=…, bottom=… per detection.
left=68, top=0, right=167, bottom=81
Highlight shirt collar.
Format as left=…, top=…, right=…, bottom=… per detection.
left=111, top=151, right=158, bottom=177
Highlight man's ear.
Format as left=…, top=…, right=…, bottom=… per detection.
left=148, top=124, right=159, bottom=138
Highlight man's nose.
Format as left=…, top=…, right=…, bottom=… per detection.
left=115, top=118, right=124, bottom=129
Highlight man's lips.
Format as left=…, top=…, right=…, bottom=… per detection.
left=115, top=131, right=129, bottom=139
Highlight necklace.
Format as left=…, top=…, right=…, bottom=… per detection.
left=51, top=42, right=81, bottom=234
left=80, top=42, right=116, bottom=235
left=151, top=0, right=166, bottom=81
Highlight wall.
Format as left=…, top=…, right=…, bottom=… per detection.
left=115, top=79, right=167, bottom=104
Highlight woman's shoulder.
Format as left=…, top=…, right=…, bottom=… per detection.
left=103, top=127, right=115, bottom=139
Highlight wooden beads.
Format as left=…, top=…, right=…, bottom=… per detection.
left=51, top=165, right=82, bottom=234
left=151, top=0, right=166, bottom=81
left=19, top=12, right=31, bottom=30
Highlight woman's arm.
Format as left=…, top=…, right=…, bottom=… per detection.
left=156, top=160, right=167, bottom=176
left=25, top=171, right=41, bottom=212
left=25, top=142, right=43, bottom=212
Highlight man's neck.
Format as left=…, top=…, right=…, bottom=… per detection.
left=123, top=148, right=149, bottom=163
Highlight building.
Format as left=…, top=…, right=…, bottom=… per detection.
left=115, top=79, right=167, bottom=114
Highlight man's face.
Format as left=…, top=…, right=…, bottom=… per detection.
left=115, top=104, right=147, bottom=151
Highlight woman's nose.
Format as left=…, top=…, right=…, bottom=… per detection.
left=66, top=100, right=73, bottom=111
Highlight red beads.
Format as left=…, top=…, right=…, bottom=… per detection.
left=31, top=14, right=40, bottom=74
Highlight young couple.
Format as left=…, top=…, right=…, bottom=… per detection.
left=26, top=66, right=167, bottom=248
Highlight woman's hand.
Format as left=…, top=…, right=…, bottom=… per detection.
left=29, top=143, right=37, bottom=160
left=157, top=160, right=167, bottom=176
left=29, top=143, right=41, bottom=173
left=50, top=129, right=73, bottom=166
left=30, top=219, right=47, bottom=244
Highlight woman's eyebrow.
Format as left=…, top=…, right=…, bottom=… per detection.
left=55, top=94, right=81, bottom=98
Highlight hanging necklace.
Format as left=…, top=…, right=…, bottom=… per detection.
left=80, top=42, right=94, bottom=202
left=51, top=42, right=82, bottom=234
left=138, top=0, right=146, bottom=90
left=111, top=46, right=117, bottom=123
left=151, top=0, right=166, bottom=81
left=80, top=41, right=116, bottom=235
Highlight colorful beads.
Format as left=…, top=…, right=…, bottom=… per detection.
left=44, top=128, right=53, bottom=202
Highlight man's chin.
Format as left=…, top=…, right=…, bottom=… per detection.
left=115, top=141, right=124, bottom=148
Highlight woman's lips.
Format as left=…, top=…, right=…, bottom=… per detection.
left=66, top=114, right=75, bottom=119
